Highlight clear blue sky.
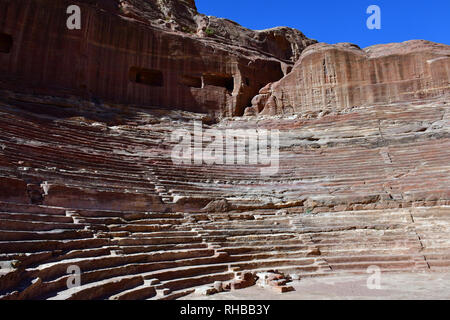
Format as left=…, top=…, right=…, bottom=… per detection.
left=196, top=0, right=449, bottom=48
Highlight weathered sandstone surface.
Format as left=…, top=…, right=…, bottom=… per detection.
left=249, top=41, right=450, bottom=115
left=0, top=0, right=315, bottom=117
left=0, top=0, right=448, bottom=301
left=0, top=92, right=448, bottom=300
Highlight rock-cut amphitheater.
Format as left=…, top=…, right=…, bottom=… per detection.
left=0, top=0, right=449, bottom=300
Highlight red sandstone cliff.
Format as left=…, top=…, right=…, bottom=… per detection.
left=0, top=0, right=315, bottom=117
left=248, top=40, right=450, bottom=116
left=88, top=0, right=313, bottom=63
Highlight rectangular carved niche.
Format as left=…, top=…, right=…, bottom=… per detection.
left=203, top=73, right=234, bottom=92
left=129, top=67, right=163, bottom=87
left=179, top=75, right=202, bottom=88
left=0, top=33, right=13, bottom=53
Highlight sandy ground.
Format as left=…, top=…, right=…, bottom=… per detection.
left=181, top=272, right=450, bottom=300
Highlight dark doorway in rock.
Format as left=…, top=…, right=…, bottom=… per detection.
left=179, top=75, right=202, bottom=88
left=129, top=67, right=163, bottom=87
left=0, top=33, right=13, bottom=53
left=203, top=73, right=234, bottom=93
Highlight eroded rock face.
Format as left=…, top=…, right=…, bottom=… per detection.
left=0, top=0, right=449, bottom=301
left=90, top=0, right=313, bottom=62
left=117, top=0, right=199, bottom=31
left=250, top=40, right=450, bottom=115
left=0, top=0, right=315, bottom=117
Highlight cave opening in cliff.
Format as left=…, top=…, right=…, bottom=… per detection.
left=179, top=75, right=202, bottom=88
left=203, top=73, right=234, bottom=93
left=129, top=67, right=163, bottom=87
left=0, top=33, right=13, bottom=53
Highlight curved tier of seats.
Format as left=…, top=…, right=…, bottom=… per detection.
left=0, top=94, right=449, bottom=299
